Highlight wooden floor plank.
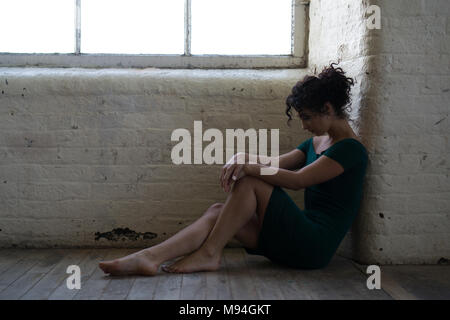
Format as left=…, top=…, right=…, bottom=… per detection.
left=127, top=273, right=160, bottom=300
left=348, top=258, right=414, bottom=300
left=153, top=274, right=182, bottom=299
left=371, top=264, right=450, bottom=300
left=243, top=253, right=286, bottom=300
left=99, top=249, right=138, bottom=300
left=338, top=256, right=393, bottom=300
left=153, top=258, right=183, bottom=300
left=0, top=250, right=24, bottom=276
left=0, top=249, right=46, bottom=294
left=223, top=248, right=257, bottom=299
left=204, top=254, right=232, bottom=300
left=72, top=249, right=122, bottom=300
left=72, top=249, right=132, bottom=300
left=20, top=249, right=88, bottom=300
left=0, top=249, right=26, bottom=292
left=274, top=268, right=316, bottom=300
left=48, top=249, right=107, bottom=300
left=121, top=250, right=162, bottom=300
left=180, top=271, right=207, bottom=300
left=1, top=248, right=446, bottom=300
left=374, top=270, right=417, bottom=300
left=305, top=255, right=392, bottom=300
left=100, top=275, right=136, bottom=300
left=243, top=255, right=317, bottom=300
left=0, top=249, right=65, bottom=300
left=294, top=256, right=367, bottom=300
left=304, top=259, right=363, bottom=300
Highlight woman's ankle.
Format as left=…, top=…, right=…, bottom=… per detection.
left=141, top=247, right=169, bottom=266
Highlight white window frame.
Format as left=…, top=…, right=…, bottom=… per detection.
left=0, top=0, right=309, bottom=69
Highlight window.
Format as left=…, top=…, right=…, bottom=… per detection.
left=0, top=0, right=308, bottom=69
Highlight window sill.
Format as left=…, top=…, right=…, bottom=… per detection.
left=0, top=53, right=306, bottom=70
left=0, top=67, right=308, bottom=99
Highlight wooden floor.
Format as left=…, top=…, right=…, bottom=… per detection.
left=0, top=248, right=449, bottom=300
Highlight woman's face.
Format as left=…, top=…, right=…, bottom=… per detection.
left=298, top=109, right=331, bottom=136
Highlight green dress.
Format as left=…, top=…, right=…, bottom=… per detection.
left=244, top=137, right=368, bottom=269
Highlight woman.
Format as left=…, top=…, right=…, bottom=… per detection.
left=98, top=63, right=368, bottom=275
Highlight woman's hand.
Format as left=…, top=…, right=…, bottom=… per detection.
left=223, top=164, right=246, bottom=193
left=220, top=153, right=247, bottom=192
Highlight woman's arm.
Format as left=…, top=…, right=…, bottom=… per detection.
left=221, top=149, right=307, bottom=192
left=244, top=155, right=345, bottom=190
left=246, top=148, right=306, bottom=171
left=244, top=163, right=301, bottom=190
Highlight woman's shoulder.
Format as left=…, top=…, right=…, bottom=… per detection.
left=314, top=135, right=366, bottom=151
left=322, top=137, right=368, bottom=170
left=346, top=136, right=367, bottom=153
left=321, top=135, right=368, bottom=160
left=336, top=138, right=369, bottom=164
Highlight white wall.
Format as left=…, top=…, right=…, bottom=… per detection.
left=0, top=68, right=307, bottom=248
left=359, top=0, right=450, bottom=264
left=309, top=0, right=450, bottom=264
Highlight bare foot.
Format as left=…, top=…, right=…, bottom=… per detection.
left=162, top=248, right=221, bottom=274
left=99, top=249, right=160, bottom=276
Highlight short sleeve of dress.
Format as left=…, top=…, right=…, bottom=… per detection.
left=323, top=139, right=368, bottom=171
left=296, top=138, right=311, bottom=154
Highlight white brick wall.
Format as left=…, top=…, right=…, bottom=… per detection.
left=362, top=0, right=450, bottom=264
left=0, top=68, right=307, bottom=248
left=309, top=0, right=450, bottom=264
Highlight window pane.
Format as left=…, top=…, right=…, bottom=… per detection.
left=0, top=0, right=74, bottom=53
left=81, top=0, right=184, bottom=54
left=191, top=0, right=292, bottom=55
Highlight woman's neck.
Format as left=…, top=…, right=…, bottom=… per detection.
left=326, top=118, right=356, bottom=142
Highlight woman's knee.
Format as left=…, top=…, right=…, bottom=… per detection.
left=203, top=202, right=224, bottom=219
left=233, top=176, right=259, bottom=191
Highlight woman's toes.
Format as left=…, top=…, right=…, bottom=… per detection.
left=98, top=262, right=107, bottom=273
left=99, top=262, right=110, bottom=274
left=162, top=264, right=172, bottom=273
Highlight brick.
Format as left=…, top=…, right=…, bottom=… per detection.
left=136, top=182, right=225, bottom=201
left=16, top=183, right=91, bottom=201
left=57, top=147, right=163, bottom=165
left=405, top=192, right=450, bottom=214
left=369, top=153, right=422, bottom=175
left=378, top=0, right=426, bottom=17
left=2, top=164, right=92, bottom=183
left=0, top=147, right=59, bottom=165
left=423, top=0, right=450, bottom=16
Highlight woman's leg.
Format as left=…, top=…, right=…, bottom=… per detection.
left=163, top=176, right=273, bottom=273
left=98, top=202, right=225, bottom=276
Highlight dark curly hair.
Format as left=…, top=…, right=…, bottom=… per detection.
left=285, top=63, right=355, bottom=126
